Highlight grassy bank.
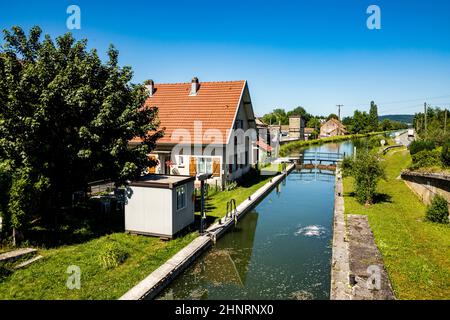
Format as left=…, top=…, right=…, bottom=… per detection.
left=343, top=147, right=450, bottom=299
left=0, top=174, right=273, bottom=299
left=279, top=131, right=390, bottom=157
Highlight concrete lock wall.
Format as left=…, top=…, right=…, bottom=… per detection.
left=401, top=172, right=450, bottom=215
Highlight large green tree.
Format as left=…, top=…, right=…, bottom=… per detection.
left=369, top=101, right=379, bottom=132
left=0, top=26, right=162, bottom=243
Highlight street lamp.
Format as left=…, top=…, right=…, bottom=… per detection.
left=197, top=173, right=213, bottom=234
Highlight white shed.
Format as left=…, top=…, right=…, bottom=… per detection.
left=125, top=175, right=195, bottom=238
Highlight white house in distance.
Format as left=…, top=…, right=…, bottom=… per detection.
left=131, top=78, right=257, bottom=188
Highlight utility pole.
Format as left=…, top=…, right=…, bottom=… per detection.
left=424, top=102, right=428, bottom=139
left=337, top=104, right=344, bottom=120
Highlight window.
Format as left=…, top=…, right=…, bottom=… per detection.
left=176, top=185, right=186, bottom=210
left=197, top=157, right=213, bottom=174
left=234, top=119, right=244, bottom=130
left=178, top=155, right=184, bottom=166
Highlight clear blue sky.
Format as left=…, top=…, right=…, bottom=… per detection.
left=1, top=0, right=450, bottom=117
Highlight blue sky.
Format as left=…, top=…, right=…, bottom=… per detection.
left=1, top=0, right=450, bottom=117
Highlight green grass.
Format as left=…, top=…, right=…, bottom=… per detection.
left=0, top=173, right=274, bottom=299
left=280, top=131, right=391, bottom=157
left=343, top=148, right=450, bottom=299
left=201, top=175, right=272, bottom=219
left=0, top=232, right=198, bottom=299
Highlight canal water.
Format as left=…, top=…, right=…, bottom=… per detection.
left=157, top=141, right=355, bottom=300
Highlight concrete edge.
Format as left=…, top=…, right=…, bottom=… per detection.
left=330, top=166, right=352, bottom=300
left=119, top=164, right=295, bottom=300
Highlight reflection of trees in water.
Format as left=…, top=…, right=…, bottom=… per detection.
left=158, top=211, right=259, bottom=300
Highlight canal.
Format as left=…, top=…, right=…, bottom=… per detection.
left=157, top=140, right=355, bottom=300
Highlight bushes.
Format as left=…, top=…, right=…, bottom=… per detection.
left=367, top=135, right=388, bottom=149
left=425, top=195, right=449, bottom=224
left=341, top=151, right=385, bottom=205
left=409, top=140, right=436, bottom=156
left=409, top=149, right=442, bottom=170
left=98, top=240, right=129, bottom=269
left=441, top=141, right=450, bottom=167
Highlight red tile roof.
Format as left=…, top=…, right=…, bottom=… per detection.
left=256, top=139, right=273, bottom=152
left=136, top=80, right=246, bottom=145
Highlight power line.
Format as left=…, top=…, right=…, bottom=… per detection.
left=345, top=94, right=450, bottom=109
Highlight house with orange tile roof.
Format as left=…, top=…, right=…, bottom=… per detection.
left=131, top=78, right=257, bottom=187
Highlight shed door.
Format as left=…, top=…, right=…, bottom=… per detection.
left=189, top=157, right=197, bottom=177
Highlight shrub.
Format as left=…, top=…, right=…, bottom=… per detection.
left=98, top=241, right=129, bottom=269
left=341, top=150, right=385, bottom=205
left=410, top=149, right=441, bottom=170
left=441, top=141, right=450, bottom=167
left=425, top=195, right=449, bottom=224
left=409, top=140, right=436, bottom=156
left=367, top=135, right=385, bottom=149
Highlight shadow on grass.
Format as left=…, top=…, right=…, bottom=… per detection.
left=23, top=205, right=125, bottom=249
left=347, top=192, right=393, bottom=204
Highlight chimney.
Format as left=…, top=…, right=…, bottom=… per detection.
left=190, top=77, right=199, bottom=95
left=145, top=79, right=154, bottom=96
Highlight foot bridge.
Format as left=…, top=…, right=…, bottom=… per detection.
left=286, top=152, right=345, bottom=171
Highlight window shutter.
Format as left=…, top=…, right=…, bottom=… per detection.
left=189, top=157, right=197, bottom=177
left=148, top=156, right=157, bottom=173
left=212, top=159, right=220, bottom=177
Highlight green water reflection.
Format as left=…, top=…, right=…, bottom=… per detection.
left=157, top=141, right=354, bottom=300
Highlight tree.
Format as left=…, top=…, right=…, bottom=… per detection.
left=369, top=101, right=379, bottom=132
left=287, top=106, right=311, bottom=123
left=349, top=110, right=369, bottom=134
left=306, top=117, right=321, bottom=130
left=341, top=150, right=385, bottom=205
left=380, top=119, right=392, bottom=131
left=0, top=26, right=163, bottom=244
left=261, top=108, right=288, bottom=125
left=327, top=113, right=339, bottom=121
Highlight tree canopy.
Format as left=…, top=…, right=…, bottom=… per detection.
left=0, top=26, right=163, bottom=242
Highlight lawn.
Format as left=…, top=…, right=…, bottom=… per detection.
left=0, top=173, right=273, bottom=299
left=343, top=148, right=450, bottom=299
left=200, top=175, right=272, bottom=219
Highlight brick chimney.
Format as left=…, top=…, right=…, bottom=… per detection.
left=145, top=79, right=154, bottom=96
left=190, top=77, right=199, bottom=96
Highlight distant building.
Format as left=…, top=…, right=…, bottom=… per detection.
left=320, top=118, right=348, bottom=137
left=255, top=118, right=273, bottom=164
left=304, top=128, right=315, bottom=140
left=288, top=116, right=305, bottom=140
